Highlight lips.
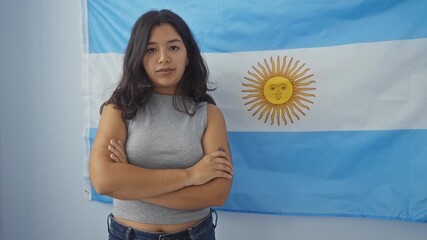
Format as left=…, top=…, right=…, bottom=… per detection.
left=156, top=67, right=174, bottom=74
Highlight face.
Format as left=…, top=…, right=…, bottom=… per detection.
left=143, top=24, right=188, bottom=94
left=263, top=77, right=293, bottom=104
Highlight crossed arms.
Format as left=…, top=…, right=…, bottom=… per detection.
left=89, top=103, right=233, bottom=210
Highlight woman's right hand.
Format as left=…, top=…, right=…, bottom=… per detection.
left=186, top=150, right=233, bottom=186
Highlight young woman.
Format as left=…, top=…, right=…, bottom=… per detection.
left=89, top=9, right=233, bottom=240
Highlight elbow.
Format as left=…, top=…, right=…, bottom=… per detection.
left=211, top=180, right=232, bottom=207
left=91, top=178, right=111, bottom=196
left=214, top=188, right=231, bottom=206
left=89, top=163, right=114, bottom=196
left=212, top=195, right=228, bottom=207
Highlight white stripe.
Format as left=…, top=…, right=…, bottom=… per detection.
left=87, top=38, right=427, bottom=131
left=87, top=53, right=124, bottom=126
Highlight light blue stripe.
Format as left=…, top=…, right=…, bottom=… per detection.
left=88, top=128, right=113, bottom=203
left=219, top=130, right=427, bottom=223
left=86, top=128, right=427, bottom=222
left=87, top=0, right=427, bottom=53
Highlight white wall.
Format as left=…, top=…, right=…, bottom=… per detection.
left=1, top=1, right=426, bottom=239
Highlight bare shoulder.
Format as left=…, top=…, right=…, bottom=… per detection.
left=203, top=104, right=230, bottom=156
left=206, top=103, right=226, bottom=130
left=99, top=104, right=125, bottom=126
left=101, top=103, right=123, bottom=117
left=207, top=103, right=224, bottom=121
left=96, top=103, right=127, bottom=143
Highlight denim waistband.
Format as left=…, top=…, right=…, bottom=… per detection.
left=107, top=209, right=217, bottom=240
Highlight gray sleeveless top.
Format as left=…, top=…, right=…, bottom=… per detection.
left=112, top=93, right=210, bottom=224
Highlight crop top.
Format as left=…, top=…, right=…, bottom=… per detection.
left=112, top=92, right=210, bottom=224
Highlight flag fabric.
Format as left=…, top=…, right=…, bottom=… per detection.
left=82, top=0, right=427, bottom=222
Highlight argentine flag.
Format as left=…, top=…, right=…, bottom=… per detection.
left=82, top=0, right=427, bottom=222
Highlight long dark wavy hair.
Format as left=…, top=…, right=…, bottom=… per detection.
left=100, top=9, right=215, bottom=119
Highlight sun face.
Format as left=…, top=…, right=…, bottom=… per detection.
left=263, top=76, right=293, bottom=104
left=242, top=56, right=316, bottom=125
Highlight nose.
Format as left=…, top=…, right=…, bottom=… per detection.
left=158, top=49, right=170, bottom=64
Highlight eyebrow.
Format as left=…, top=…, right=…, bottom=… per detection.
left=147, top=39, right=183, bottom=45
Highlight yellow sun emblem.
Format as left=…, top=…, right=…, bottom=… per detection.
left=242, top=56, right=316, bottom=125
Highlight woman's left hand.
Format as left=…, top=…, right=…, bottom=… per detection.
left=108, top=139, right=128, bottom=163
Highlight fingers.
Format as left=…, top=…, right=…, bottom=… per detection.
left=208, top=150, right=232, bottom=162
left=205, top=151, right=233, bottom=179
left=215, top=170, right=233, bottom=180
left=109, top=152, right=122, bottom=162
left=211, top=157, right=233, bottom=173
left=188, top=152, right=234, bottom=185
left=108, top=139, right=127, bottom=163
left=208, top=157, right=233, bottom=180
left=110, top=139, right=126, bottom=156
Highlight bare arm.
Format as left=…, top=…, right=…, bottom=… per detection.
left=89, top=104, right=232, bottom=200
left=142, top=104, right=233, bottom=209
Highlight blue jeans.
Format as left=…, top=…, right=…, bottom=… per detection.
left=107, top=209, right=217, bottom=240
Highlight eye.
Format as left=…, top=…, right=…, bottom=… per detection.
left=280, top=85, right=287, bottom=90
left=270, top=85, right=277, bottom=91
left=169, top=45, right=180, bottom=51
left=145, top=47, right=157, bottom=54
